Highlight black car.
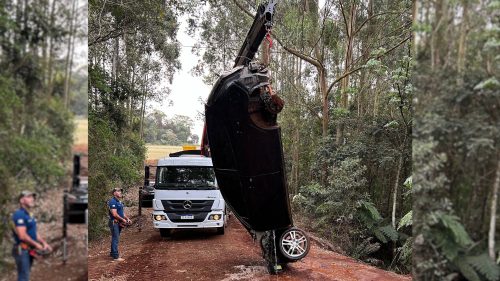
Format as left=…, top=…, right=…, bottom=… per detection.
left=205, top=62, right=310, bottom=273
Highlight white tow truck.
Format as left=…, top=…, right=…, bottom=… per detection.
left=150, top=149, right=226, bottom=237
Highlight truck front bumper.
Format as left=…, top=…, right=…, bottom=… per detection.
left=152, top=210, right=224, bottom=229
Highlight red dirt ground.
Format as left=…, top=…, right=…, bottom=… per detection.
left=88, top=209, right=411, bottom=281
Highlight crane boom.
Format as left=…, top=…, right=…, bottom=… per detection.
left=233, top=0, right=277, bottom=67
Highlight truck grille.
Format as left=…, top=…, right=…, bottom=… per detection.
left=161, top=200, right=214, bottom=212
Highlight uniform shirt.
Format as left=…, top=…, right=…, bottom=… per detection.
left=108, top=197, right=124, bottom=221
left=12, top=208, right=37, bottom=245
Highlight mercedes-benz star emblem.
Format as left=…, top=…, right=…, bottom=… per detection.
left=183, top=200, right=192, bottom=209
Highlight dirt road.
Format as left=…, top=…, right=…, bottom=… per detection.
left=88, top=209, right=411, bottom=281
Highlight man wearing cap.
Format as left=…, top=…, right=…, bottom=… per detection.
left=11, top=191, right=52, bottom=281
left=108, top=187, right=131, bottom=261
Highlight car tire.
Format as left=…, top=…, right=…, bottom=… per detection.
left=278, top=227, right=310, bottom=261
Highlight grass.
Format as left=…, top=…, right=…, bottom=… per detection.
left=145, top=145, right=183, bottom=160
left=74, top=118, right=88, bottom=145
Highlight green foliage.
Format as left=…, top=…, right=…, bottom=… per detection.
left=456, top=258, right=482, bottom=281
left=433, top=213, right=472, bottom=249
left=295, top=157, right=368, bottom=231
left=395, top=237, right=412, bottom=269
left=358, top=201, right=399, bottom=243
left=452, top=253, right=500, bottom=281
left=398, top=211, right=412, bottom=230
left=466, top=254, right=500, bottom=281
left=474, top=77, right=500, bottom=91
left=358, top=201, right=383, bottom=227
left=88, top=112, right=145, bottom=240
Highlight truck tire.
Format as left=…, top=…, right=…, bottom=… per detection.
left=160, top=229, right=171, bottom=238
left=216, top=226, right=225, bottom=235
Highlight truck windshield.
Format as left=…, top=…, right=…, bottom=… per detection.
left=156, top=166, right=217, bottom=190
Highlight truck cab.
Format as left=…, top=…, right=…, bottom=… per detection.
left=151, top=152, right=226, bottom=237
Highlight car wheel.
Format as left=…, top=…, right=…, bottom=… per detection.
left=278, top=227, right=310, bottom=261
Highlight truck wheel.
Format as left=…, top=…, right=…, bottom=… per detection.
left=216, top=226, right=225, bottom=235
left=160, top=229, right=171, bottom=237
left=223, top=208, right=229, bottom=226
left=278, top=228, right=310, bottom=261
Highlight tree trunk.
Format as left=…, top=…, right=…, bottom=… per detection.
left=457, top=0, right=468, bottom=75
left=47, top=0, right=57, bottom=95
left=63, top=0, right=76, bottom=108
left=430, top=0, right=447, bottom=70
left=129, top=66, right=136, bottom=126
left=66, top=0, right=77, bottom=106
left=139, top=72, right=148, bottom=140
left=392, top=153, right=403, bottom=228
left=41, top=0, right=48, bottom=88
left=319, top=67, right=328, bottom=137
left=413, top=0, right=419, bottom=56
left=488, top=158, right=500, bottom=260
left=336, top=1, right=356, bottom=146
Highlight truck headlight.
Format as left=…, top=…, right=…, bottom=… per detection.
left=208, top=214, right=221, bottom=220
left=154, top=215, right=166, bottom=221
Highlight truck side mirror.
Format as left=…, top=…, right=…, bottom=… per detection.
left=144, top=166, right=150, bottom=187
left=72, top=155, right=80, bottom=188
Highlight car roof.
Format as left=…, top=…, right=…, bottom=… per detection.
left=157, top=156, right=213, bottom=167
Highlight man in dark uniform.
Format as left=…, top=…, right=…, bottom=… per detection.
left=12, top=190, right=52, bottom=281
left=108, top=187, right=131, bottom=261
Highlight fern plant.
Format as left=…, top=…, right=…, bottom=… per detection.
left=454, top=254, right=500, bottom=281
left=428, top=211, right=500, bottom=281
left=357, top=201, right=399, bottom=243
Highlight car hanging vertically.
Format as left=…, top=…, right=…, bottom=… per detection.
left=202, top=0, right=310, bottom=274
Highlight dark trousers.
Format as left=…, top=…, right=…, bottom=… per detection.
left=109, top=220, right=122, bottom=259
left=12, top=247, right=33, bottom=281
